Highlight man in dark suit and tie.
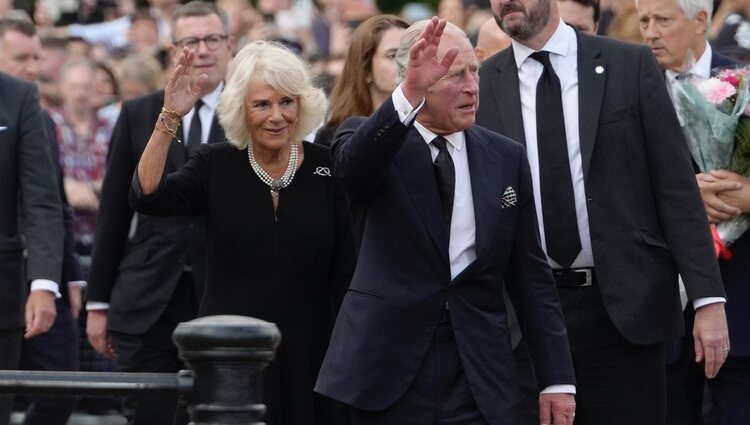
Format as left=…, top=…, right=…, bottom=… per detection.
left=0, top=18, right=83, bottom=425
left=316, top=17, right=576, bottom=424
left=0, top=70, right=63, bottom=425
left=638, top=0, right=749, bottom=422
left=476, top=0, right=730, bottom=422
left=85, top=2, right=232, bottom=424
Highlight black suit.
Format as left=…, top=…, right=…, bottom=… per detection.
left=476, top=29, right=725, bottom=424
left=0, top=72, right=63, bottom=425
left=17, top=112, right=82, bottom=425
left=315, top=98, right=575, bottom=423
left=88, top=90, right=224, bottom=425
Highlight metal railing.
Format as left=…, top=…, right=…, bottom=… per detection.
left=0, top=315, right=281, bottom=425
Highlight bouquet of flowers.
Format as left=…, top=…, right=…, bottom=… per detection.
left=674, top=66, right=750, bottom=255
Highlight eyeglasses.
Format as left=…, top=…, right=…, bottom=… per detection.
left=173, top=34, right=228, bottom=51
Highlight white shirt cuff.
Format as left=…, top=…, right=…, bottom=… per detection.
left=693, top=297, right=726, bottom=309
left=541, top=384, right=576, bottom=394
left=86, top=302, right=110, bottom=311
left=30, top=279, right=61, bottom=298
left=392, top=84, right=425, bottom=126
left=67, top=280, right=87, bottom=288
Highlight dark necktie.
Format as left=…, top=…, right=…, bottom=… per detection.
left=530, top=51, right=581, bottom=268
left=432, top=136, right=455, bottom=228
left=187, top=99, right=204, bottom=158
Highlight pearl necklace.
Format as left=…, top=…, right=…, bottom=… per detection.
left=247, top=142, right=299, bottom=198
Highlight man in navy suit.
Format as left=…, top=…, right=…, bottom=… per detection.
left=639, top=0, right=749, bottom=423
left=316, top=17, right=576, bottom=424
left=476, top=0, right=730, bottom=421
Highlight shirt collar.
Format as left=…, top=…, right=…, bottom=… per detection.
left=665, top=41, right=713, bottom=82
left=511, top=19, right=574, bottom=69
left=414, top=120, right=466, bottom=152
left=198, top=81, right=224, bottom=111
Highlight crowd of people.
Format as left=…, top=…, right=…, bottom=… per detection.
left=0, top=0, right=749, bottom=423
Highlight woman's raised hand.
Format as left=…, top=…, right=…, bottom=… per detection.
left=163, top=48, right=209, bottom=116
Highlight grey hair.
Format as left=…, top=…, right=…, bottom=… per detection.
left=395, top=19, right=469, bottom=83
left=636, top=0, right=712, bottom=21
left=218, top=41, right=327, bottom=149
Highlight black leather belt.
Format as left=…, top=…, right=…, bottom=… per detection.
left=553, top=268, right=595, bottom=287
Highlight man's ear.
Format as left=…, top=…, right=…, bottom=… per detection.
left=475, top=46, right=486, bottom=62
left=694, top=9, right=708, bottom=35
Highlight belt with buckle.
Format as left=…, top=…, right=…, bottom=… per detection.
left=553, top=268, right=594, bottom=287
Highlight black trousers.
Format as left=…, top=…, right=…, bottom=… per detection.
left=19, top=298, right=79, bottom=425
left=0, top=328, right=22, bottom=425
left=707, top=355, right=750, bottom=425
left=351, top=320, right=488, bottom=425
left=560, top=282, right=666, bottom=425
left=109, top=272, right=197, bottom=425
left=516, top=282, right=666, bottom=425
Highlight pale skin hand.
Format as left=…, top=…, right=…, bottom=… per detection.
left=710, top=169, right=750, bottom=212
left=401, top=16, right=460, bottom=107
left=696, top=171, right=743, bottom=222
left=137, top=48, right=207, bottom=194
left=64, top=178, right=100, bottom=211
left=539, top=393, right=575, bottom=425
left=86, top=310, right=116, bottom=359
left=25, top=290, right=56, bottom=339
left=693, top=302, right=730, bottom=378
left=67, top=285, right=82, bottom=319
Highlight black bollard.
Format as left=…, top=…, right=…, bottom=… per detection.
left=173, top=315, right=281, bottom=425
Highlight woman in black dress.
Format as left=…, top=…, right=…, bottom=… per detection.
left=129, top=41, right=354, bottom=425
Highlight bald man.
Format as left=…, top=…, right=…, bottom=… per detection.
left=474, top=17, right=511, bottom=61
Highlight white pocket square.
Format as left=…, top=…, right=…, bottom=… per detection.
left=0, top=126, right=7, bottom=131
left=501, top=186, right=517, bottom=208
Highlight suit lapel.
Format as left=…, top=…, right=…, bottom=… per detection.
left=394, top=129, right=450, bottom=262
left=576, top=33, right=606, bottom=181
left=492, top=51, right=526, bottom=145
left=465, top=127, right=500, bottom=259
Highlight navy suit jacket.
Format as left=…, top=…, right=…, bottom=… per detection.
left=315, top=98, right=575, bottom=422
left=476, top=31, right=725, bottom=345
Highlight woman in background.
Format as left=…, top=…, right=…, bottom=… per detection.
left=314, top=14, right=408, bottom=146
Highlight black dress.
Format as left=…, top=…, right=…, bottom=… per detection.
left=130, top=141, right=354, bottom=425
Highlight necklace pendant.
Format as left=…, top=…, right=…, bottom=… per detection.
left=270, top=189, right=279, bottom=198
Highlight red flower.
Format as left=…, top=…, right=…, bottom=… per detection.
left=722, top=74, right=741, bottom=87
left=711, top=224, right=733, bottom=261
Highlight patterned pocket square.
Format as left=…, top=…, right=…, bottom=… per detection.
left=501, top=186, right=517, bottom=208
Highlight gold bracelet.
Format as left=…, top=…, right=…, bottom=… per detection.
left=160, top=113, right=180, bottom=128
left=161, top=106, right=183, bottom=121
left=157, top=115, right=182, bottom=143
left=154, top=125, right=174, bottom=138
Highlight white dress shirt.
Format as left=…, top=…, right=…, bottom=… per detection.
left=512, top=20, right=594, bottom=270
left=183, top=82, right=223, bottom=145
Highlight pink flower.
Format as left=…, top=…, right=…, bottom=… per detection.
left=698, top=78, right=737, bottom=105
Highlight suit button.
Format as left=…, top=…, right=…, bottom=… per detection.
left=188, top=223, right=195, bottom=228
